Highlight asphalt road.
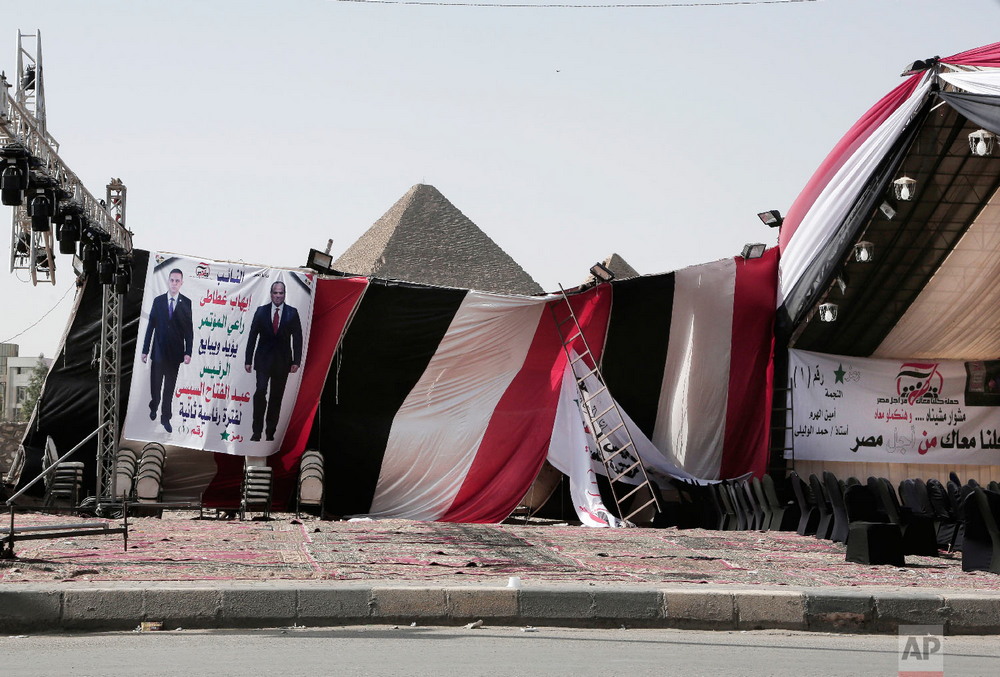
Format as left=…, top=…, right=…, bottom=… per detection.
left=2, top=626, right=996, bottom=676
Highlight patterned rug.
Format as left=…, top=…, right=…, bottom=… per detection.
left=1, top=512, right=997, bottom=589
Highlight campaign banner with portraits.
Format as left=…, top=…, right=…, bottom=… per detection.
left=123, top=252, right=314, bottom=456
left=789, top=349, right=1000, bottom=465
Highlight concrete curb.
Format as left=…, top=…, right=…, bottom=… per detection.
left=1, top=583, right=998, bottom=635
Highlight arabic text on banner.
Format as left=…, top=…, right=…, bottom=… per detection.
left=788, top=349, right=1000, bottom=465
left=122, top=253, right=315, bottom=456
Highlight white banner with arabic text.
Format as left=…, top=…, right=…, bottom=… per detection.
left=789, top=349, right=1000, bottom=465
left=123, top=252, right=314, bottom=456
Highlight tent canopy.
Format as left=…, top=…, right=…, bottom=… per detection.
left=779, top=42, right=1000, bottom=361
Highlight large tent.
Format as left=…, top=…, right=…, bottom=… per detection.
left=11, top=235, right=777, bottom=523
left=778, top=42, right=1000, bottom=484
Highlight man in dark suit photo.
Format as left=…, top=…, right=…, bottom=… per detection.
left=244, top=280, right=303, bottom=442
left=141, top=268, right=193, bottom=433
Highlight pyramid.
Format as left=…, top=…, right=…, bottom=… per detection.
left=333, top=184, right=543, bottom=295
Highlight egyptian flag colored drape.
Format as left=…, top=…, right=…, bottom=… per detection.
left=19, top=251, right=777, bottom=522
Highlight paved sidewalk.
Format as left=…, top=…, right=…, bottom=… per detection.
left=1, top=512, right=998, bottom=634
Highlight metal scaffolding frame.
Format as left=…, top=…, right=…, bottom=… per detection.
left=2, top=30, right=132, bottom=507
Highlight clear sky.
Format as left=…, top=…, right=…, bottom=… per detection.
left=3, top=0, right=1000, bottom=359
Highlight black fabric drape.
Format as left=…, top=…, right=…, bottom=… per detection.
left=940, top=91, right=1000, bottom=136
left=17, top=250, right=148, bottom=497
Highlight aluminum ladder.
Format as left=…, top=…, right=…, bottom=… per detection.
left=550, top=285, right=661, bottom=525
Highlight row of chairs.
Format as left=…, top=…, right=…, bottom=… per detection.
left=789, top=469, right=1000, bottom=572
left=671, top=475, right=799, bottom=533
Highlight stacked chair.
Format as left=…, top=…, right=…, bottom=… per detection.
left=42, top=436, right=84, bottom=508
left=925, top=478, right=961, bottom=550
left=670, top=475, right=799, bottom=533
left=296, top=449, right=325, bottom=518
left=113, top=446, right=138, bottom=501
left=134, top=443, right=166, bottom=516
left=241, top=462, right=274, bottom=520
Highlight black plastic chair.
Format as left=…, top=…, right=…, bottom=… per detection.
left=961, top=488, right=1000, bottom=574
left=809, top=474, right=834, bottom=540
left=874, top=477, right=938, bottom=556
left=926, top=478, right=960, bottom=550
left=823, top=471, right=850, bottom=544
left=725, top=481, right=750, bottom=531
left=750, top=477, right=772, bottom=531
left=741, top=479, right=765, bottom=531
left=762, top=474, right=799, bottom=531
left=711, top=482, right=738, bottom=530
left=789, top=471, right=819, bottom=536
left=843, top=484, right=905, bottom=566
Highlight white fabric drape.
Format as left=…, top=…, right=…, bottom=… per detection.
left=653, top=259, right=735, bottom=479
left=940, top=70, right=1000, bottom=96
left=779, top=79, right=933, bottom=307
left=368, top=292, right=545, bottom=520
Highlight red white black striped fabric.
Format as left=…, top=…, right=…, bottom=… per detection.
left=778, top=42, right=1000, bottom=326
left=185, top=253, right=777, bottom=521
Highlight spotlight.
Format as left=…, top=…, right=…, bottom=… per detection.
left=80, top=239, right=100, bottom=275
left=306, top=248, right=334, bottom=273
left=879, top=201, right=896, bottom=220
left=819, top=303, right=838, bottom=322
left=741, top=243, right=766, bottom=259
left=969, top=129, right=996, bottom=157
left=892, top=176, right=916, bottom=202
left=589, top=262, right=615, bottom=282
left=56, top=208, right=83, bottom=255
left=757, top=210, right=783, bottom=228
left=113, top=262, right=132, bottom=295
left=98, top=251, right=117, bottom=285
left=28, top=192, right=55, bottom=232
left=900, top=56, right=938, bottom=77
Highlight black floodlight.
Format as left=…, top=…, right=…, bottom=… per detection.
left=306, top=248, right=334, bottom=273
left=28, top=191, right=55, bottom=232
left=98, top=249, right=118, bottom=285
left=900, top=56, right=938, bottom=77
left=114, top=261, right=132, bottom=295
left=56, top=204, right=84, bottom=254
left=589, top=261, right=615, bottom=282
left=757, top=210, right=783, bottom=228
left=741, top=243, right=766, bottom=259
left=80, top=235, right=100, bottom=275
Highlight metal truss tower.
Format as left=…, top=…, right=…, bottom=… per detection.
left=1, top=30, right=132, bottom=507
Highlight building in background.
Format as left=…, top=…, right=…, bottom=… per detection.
left=0, top=343, right=18, bottom=420
left=4, top=352, right=52, bottom=422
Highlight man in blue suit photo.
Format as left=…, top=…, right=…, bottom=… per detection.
left=244, top=280, right=303, bottom=441
left=141, top=268, right=193, bottom=433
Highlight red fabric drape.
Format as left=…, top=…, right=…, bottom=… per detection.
left=720, top=248, right=779, bottom=479
left=202, top=276, right=369, bottom=509
left=778, top=75, right=924, bottom=251
left=943, top=41, right=1000, bottom=68
left=441, top=285, right=613, bottom=523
